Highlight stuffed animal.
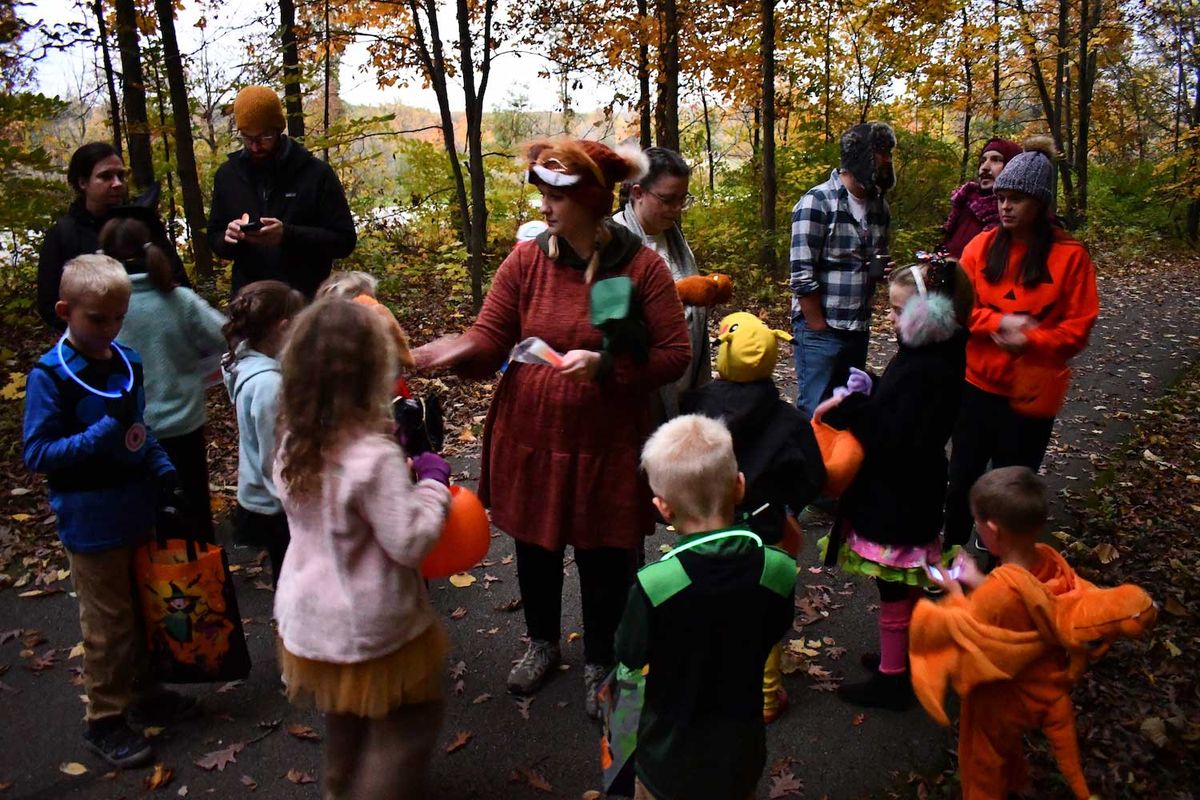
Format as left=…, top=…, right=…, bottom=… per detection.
left=675, top=273, right=733, bottom=307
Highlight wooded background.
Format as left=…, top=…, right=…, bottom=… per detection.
left=1, top=0, right=1197, bottom=308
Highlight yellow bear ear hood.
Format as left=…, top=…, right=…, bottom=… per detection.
left=715, top=312, right=793, bottom=383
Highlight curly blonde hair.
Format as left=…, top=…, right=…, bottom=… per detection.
left=277, top=298, right=396, bottom=501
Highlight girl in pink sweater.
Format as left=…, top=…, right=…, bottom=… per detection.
left=273, top=298, right=452, bottom=800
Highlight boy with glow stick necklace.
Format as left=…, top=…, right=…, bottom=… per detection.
left=23, top=255, right=197, bottom=769
left=614, top=415, right=795, bottom=800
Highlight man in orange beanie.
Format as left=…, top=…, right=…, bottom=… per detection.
left=207, top=85, right=356, bottom=298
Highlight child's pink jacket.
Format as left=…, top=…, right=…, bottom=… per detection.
left=274, top=432, right=450, bottom=663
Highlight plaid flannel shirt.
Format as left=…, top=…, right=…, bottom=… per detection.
left=789, top=169, right=890, bottom=332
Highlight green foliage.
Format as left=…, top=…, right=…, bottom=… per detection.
left=0, top=92, right=68, bottom=291
left=886, top=128, right=959, bottom=260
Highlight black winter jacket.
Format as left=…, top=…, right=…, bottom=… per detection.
left=837, top=330, right=967, bottom=547
left=36, top=198, right=191, bottom=330
left=207, top=138, right=356, bottom=298
left=681, top=379, right=826, bottom=544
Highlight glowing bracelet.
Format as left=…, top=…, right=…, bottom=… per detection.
left=55, top=334, right=134, bottom=398
left=659, top=529, right=763, bottom=561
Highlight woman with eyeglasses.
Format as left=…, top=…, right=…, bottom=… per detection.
left=207, top=86, right=356, bottom=299
left=36, top=142, right=191, bottom=330
left=613, top=147, right=708, bottom=419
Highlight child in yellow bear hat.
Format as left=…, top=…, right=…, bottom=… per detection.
left=680, top=311, right=826, bottom=722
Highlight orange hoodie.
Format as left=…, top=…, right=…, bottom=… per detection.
left=959, top=228, right=1099, bottom=398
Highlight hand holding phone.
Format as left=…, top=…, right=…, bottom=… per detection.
left=239, top=219, right=264, bottom=233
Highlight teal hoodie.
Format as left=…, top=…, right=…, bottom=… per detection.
left=223, top=345, right=283, bottom=514
left=119, top=274, right=227, bottom=439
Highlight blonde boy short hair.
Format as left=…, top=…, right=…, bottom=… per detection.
left=317, top=270, right=379, bottom=300
left=641, top=414, right=738, bottom=521
left=60, top=254, right=132, bottom=303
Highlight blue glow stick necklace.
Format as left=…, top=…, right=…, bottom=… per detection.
left=55, top=334, right=134, bottom=398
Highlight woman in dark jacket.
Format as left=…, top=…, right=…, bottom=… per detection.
left=37, top=142, right=189, bottom=330
left=817, top=258, right=974, bottom=709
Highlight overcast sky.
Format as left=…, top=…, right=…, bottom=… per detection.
left=28, top=0, right=609, bottom=113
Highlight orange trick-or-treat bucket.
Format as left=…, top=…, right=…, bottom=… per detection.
left=422, top=485, right=491, bottom=578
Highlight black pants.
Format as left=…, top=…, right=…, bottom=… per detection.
left=234, top=505, right=291, bottom=587
left=944, top=383, right=1055, bottom=546
left=158, top=427, right=215, bottom=544
left=515, top=540, right=638, bottom=666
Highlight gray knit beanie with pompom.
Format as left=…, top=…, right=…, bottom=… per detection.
left=993, top=136, right=1056, bottom=206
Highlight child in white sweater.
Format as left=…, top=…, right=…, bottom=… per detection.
left=273, top=297, right=451, bottom=800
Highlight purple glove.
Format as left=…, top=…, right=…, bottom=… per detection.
left=833, top=367, right=873, bottom=400
left=411, top=452, right=451, bottom=486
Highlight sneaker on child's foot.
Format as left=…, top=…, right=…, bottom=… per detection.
left=127, top=688, right=202, bottom=727
left=837, top=670, right=914, bottom=711
left=83, top=718, right=153, bottom=769
left=507, top=640, right=561, bottom=695
left=583, top=663, right=608, bottom=720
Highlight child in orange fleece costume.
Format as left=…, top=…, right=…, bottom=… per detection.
left=911, top=467, right=1155, bottom=800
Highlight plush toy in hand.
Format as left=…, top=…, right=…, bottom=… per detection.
left=675, top=273, right=733, bottom=307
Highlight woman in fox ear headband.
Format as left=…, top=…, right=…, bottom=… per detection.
left=412, top=139, right=690, bottom=718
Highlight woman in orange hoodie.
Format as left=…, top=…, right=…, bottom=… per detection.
left=944, top=138, right=1099, bottom=550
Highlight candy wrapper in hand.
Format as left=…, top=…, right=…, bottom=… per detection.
left=510, top=337, right=565, bottom=369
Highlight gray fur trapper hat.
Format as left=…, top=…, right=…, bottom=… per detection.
left=840, top=122, right=897, bottom=197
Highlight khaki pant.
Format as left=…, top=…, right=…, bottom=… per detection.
left=68, top=545, right=150, bottom=723
left=324, top=701, right=444, bottom=800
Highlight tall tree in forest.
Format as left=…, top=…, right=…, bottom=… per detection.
left=113, top=0, right=154, bottom=191
left=362, top=0, right=504, bottom=307
left=759, top=0, right=777, bottom=273
left=153, top=0, right=213, bottom=277
left=637, top=0, right=652, bottom=147
left=280, top=0, right=305, bottom=139
left=655, top=0, right=679, bottom=150
left=91, top=0, right=122, bottom=154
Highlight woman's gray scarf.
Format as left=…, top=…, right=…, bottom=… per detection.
left=612, top=205, right=711, bottom=420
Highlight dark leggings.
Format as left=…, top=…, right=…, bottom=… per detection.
left=234, top=505, right=291, bottom=587
left=158, top=426, right=215, bottom=543
left=515, top=540, right=638, bottom=666
left=944, top=383, right=1055, bottom=547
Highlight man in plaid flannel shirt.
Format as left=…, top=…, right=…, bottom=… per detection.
left=789, top=122, right=896, bottom=417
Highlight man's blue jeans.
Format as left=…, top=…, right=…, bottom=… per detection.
left=792, top=317, right=870, bottom=418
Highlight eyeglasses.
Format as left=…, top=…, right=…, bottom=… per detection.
left=238, top=131, right=279, bottom=146
left=646, top=189, right=694, bottom=209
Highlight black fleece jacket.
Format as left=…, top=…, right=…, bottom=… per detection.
left=837, top=330, right=968, bottom=547
left=36, top=199, right=191, bottom=330
left=207, top=138, right=356, bottom=298
left=681, top=379, right=826, bottom=543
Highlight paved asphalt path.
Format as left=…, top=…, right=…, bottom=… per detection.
left=1, top=259, right=1197, bottom=799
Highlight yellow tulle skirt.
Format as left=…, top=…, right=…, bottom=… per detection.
left=279, top=622, right=448, bottom=719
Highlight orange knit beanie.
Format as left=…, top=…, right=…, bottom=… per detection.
left=233, top=86, right=286, bottom=132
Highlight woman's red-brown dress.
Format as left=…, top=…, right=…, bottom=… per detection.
left=457, top=227, right=690, bottom=552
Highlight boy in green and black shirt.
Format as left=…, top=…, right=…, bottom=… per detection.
left=616, top=414, right=796, bottom=800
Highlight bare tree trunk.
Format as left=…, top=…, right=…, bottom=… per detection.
left=759, top=0, right=778, bottom=275
left=280, top=0, right=305, bottom=139
left=113, top=0, right=154, bottom=191
left=1074, top=0, right=1099, bottom=225
left=92, top=0, right=123, bottom=156
left=960, top=7, right=974, bottom=185
left=154, top=0, right=213, bottom=278
left=456, top=0, right=494, bottom=308
left=700, top=82, right=715, bottom=192
left=654, top=0, right=679, bottom=150
left=323, top=0, right=331, bottom=162
left=822, top=4, right=833, bottom=144
left=992, top=0, right=1001, bottom=130
left=147, top=50, right=177, bottom=237
left=636, top=0, right=652, bottom=148
left=1186, top=50, right=1199, bottom=240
